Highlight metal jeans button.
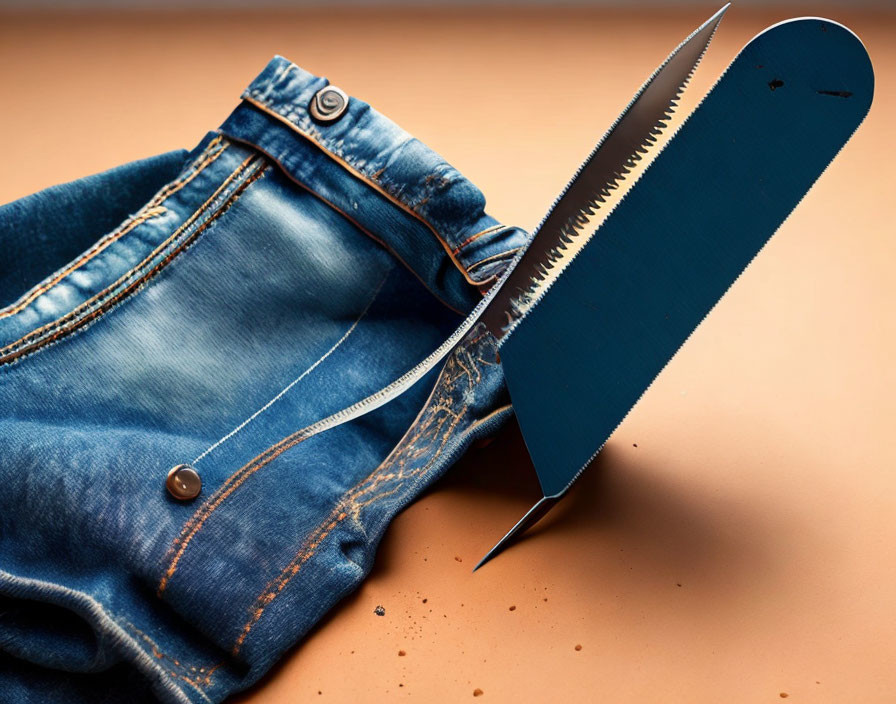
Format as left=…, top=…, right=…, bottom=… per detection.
left=166, top=464, right=201, bottom=500
left=309, top=86, right=349, bottom=124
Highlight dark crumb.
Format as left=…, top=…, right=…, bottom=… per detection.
left=399, top=684, right=404, bottom=687
left=318, top=691, right=322, bottom=696
left=422, top=598, right=428, bottom=603
left=633, top=443, right=638, bottom=448
left=351, top=650, right=355, bottom=654
left=676, top=583, right=682, bottom=587
left=509, top=605, right=516, bottom=611
left=473, top=689, right=484, bottom=697
left=455, top=556, right=463, bottom=562
left=398, top=650, right=406, bottom=657
left=374, top=605, right=386, bottom=616
left=544, top=598, right=548, bottom=602
left=779, top=694, right=788, bottom=699
left=575, top=644, right=582, bottom=651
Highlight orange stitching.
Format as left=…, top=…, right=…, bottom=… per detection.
left=158, top=422, right=314, bottom=596
left=0, top=151, right=253, bottom=355
left=243, top=95, right=482, bottom=287
left=0, top=136, right=227, bottom=320
left=119, top=619, right=225, bottom=690
left=451, top=224, right=504, bottom=255
left=230, top=338, right=503, bottom=654
left=150, top=136, right=225, bottom=204
left=0, top=155, right=263, bottom=364
left=0, top=166, right=267, bottom=365
left=0, top=207, right=166, bottom=318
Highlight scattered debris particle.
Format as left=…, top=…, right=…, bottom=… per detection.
left=318, top=691, right=322, bottom=696
left=374, top=605, right=386, bottom=617
left=817, top=89, right=853, bottom=98
left=473, top=689, right=484, bottom=697
left=399, top=684, right=404, bottom=688
left=779, top=694, right=789, bottom=699
left=422, top=598, right=428, bottom=604
left=769, top=78, right=784, bottom=91
left=398, top=650, right=406, bottom=657
left=455, top=556, right=463, bottom=562
left=509, top=605, right=516, bottom=611
left=676, top=583, right=682, bottom=587
left=544, top=598, right=548, bottom=602
left=633, top=443, right=638, bottom=448
left=575, top=644, right=583, bottom=651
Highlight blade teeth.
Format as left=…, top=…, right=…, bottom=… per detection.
left=492, top=5, right=728, bottom=326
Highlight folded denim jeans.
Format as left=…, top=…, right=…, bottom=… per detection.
left=0, top=56, right=526, bottom=703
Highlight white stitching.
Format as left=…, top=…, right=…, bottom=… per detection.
left=191, top=266, right=392, bottom=466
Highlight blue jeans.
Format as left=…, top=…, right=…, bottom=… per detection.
left=0, top=56, right=525, bottom=703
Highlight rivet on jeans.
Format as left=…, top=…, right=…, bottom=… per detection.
left=166, top=464, right=202, bottom=501
left=309, top=86, right=349, bottom=124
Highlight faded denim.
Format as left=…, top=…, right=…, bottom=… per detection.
left=0, top=56, right=525, bottom=703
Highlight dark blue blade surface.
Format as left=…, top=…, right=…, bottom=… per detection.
left=500, top=18, right=873, bottom=498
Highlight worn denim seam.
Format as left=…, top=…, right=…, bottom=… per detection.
left=451, top=223, right=505, bottom=256
left=466, top=247, right=523, bottom=275
left=0, top=153, right=258, bottom=353
left=241, top=95, right=489, bottom=287
left=0, top=155, right=267, bottom=366
left=157, top=267, right=394, bottom=595
left=117, top=619, right=224, bottom=695
left=0, top=569, right=196, bottom=704
left=0, top=136, right=227, bottom=320
left=230, top=332, right=500, bottom=654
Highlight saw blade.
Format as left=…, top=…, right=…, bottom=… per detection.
left=487, top=17, right=873, bottom=568
left=481, top=4, right=730, bottom=338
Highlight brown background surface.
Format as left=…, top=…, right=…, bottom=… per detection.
left=2, top=5, right=894, bottom=703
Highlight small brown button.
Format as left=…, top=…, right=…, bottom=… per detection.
left=166, top=464, right=201, bottom=500
left=309, top=85, right=349, bottom=124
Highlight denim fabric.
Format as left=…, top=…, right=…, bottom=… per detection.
left=0, top=56, right=525, bottom=703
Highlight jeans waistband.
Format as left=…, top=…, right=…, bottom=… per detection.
left=218, top=56, right=526, bottom=313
